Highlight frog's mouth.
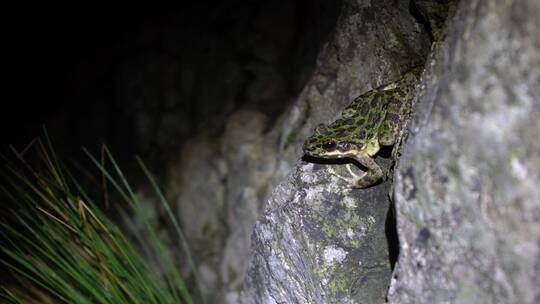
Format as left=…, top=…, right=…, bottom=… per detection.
left=315, top=149, right=356, bottom=159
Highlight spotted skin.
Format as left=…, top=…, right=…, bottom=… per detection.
left=302, top=70, right=419, bottom=188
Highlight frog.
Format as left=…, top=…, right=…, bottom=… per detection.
left=302, top=70, right=420, bottom=188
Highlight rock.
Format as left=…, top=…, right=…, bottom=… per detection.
left=219, top=110, right=278, bottom=302
left=168, top=109, right=280, bottom=302
left=387, top=0, right=540, bottom=303
left=168, top=135, right=228, bottom=298
left=241, top=164, right=393, bottom=303
left=241, top=0, right=431, bottom=302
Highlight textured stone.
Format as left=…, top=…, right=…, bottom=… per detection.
left=167, top=135, right=227, bottom=299
left=241, top=164, right=392, bottom=303
left=167, top=109, right=280, bottom=302
left=241, top=0, right=431, bottom=302
left=387, top=0, right=540, bottom=303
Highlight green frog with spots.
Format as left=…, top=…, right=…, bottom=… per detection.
left=302, top=70, right=420, bottom=188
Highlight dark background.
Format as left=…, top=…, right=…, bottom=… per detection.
left=3, top=2, right=340, bottom=178
left=0, top=2, right=342, bottom=291
left=4, top=5, right=164, bottom=169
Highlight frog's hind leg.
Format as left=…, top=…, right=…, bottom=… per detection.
left=345, top=164, right=364, bottom=180
left=379, top=119, right=402, bottom=159
left=350, top=154, right=383, bottom=188
left=378, top=120, right=398, bottom=146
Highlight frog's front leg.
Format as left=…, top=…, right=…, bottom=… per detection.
left=349, top=154, right=384, bottom=188
left=329, top=164, right=365, bottom=186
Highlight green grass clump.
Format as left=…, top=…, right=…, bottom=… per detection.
left=0, top=136, right=204, bottom=303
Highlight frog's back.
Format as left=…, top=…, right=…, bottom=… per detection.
left=339, top=88, right=393, bottom=141
left=378, top=71, right=418, bottom=144
left=340, top=72, right=418, bottom=146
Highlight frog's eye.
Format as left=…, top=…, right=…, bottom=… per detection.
left=322, top=141, right=336, bottom=150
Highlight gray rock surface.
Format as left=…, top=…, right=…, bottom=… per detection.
left=241, top=164, right=393, bottom=303
left=241, top=0, right=431, bottom=302
left=167, top=109, right=281, bottom=302
left=388, top=0, right=540, bottom=303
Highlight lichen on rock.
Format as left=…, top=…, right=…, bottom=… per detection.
left=241, top=164, right=392, bottom=303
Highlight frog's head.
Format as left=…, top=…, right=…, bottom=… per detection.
left=302, top=122, right=364, bottom=159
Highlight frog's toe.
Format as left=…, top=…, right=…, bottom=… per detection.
left=345, top=163, right=365, bottom=180
left=328, top=166, right=361, bottom=187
